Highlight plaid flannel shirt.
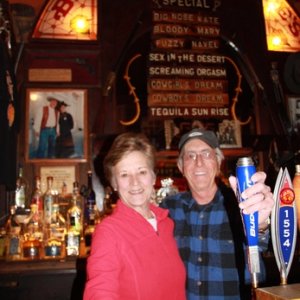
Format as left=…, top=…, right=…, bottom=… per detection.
left=161, top=183, right=269, bottom=300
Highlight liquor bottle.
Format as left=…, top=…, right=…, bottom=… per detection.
left=65, top=182, right=83, bottom=256
left=22, top=204, right=43, bottom=260
left=84, top=171, right=96, bottom=224
left=58, top=182, right=71, bottom=221
left=83, top=171, right=99, bottom=250
left=67, top=182, right=83, bottom=234
left=44, top=203, right=66, bottom=259
left=6, top=205, right=22, bottom=260
left=15, top=165, right=27, bottom=209
left=44, top=176, right=57, bottom=225
left=293, top=164, right=300, bottom=231
left=31, top=176, right=43, bottom=219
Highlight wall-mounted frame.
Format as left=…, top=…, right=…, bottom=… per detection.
left=25, top=88, right=88, bottom=163
left=218, top=119, right=242, bottom=148
left=37, top=164, right=78, bottom=194
left=287, top=96, right=300, bottom=133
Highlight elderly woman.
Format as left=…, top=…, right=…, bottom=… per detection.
left=84, top=132, right=186, bottom=300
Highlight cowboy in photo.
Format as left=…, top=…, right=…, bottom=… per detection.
left=33, top=96, right=59, bottom=158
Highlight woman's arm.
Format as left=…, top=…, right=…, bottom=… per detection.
left=83, top=223, right=121, bottom=300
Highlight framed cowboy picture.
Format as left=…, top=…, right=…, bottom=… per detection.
left=25, top=88, right=88, bottom=163
left=217, top=119, right=242, bottom=148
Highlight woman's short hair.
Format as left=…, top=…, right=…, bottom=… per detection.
left=103, top=132, right=156, bottom=185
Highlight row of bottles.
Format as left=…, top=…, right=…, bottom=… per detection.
left=0, top=170, right=114, bottom=261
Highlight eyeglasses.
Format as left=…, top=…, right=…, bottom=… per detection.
left=183, top=149, right=215, bottom=162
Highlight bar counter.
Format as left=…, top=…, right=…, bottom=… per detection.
left=0, top=257, right=86, bottom=300
left=0, top=253, right=299, bottom=300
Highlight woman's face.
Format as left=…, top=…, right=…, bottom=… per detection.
left=112, top=151, right=156, bottom=211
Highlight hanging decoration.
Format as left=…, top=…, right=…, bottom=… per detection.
left=6, top=71, right=15, bottom=127
left=32, top=0, right=98, bottom=40
left=262, top=0, right=300, bottom=52
left=120, top=53, right=142, bottom=126
left=225, top=56, right=251, bottom=125
left=0, top=1, right=19, bottom=187
left=0, top=3, right=15, bottom=128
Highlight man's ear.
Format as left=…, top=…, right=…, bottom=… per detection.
left=177, top=159, right=183, bottom=174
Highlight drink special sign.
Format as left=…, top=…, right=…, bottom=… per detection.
left=148, top=0, right=229, bottom=118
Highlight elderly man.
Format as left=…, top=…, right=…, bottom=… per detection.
left=161, top=128, right=274, bottom=300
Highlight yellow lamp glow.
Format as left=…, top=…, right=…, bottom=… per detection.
left=272, top=36, right=282, bottom=46
left=267, top=35, right=283, bottom=51
left=70, top=15, right=89, bottom=34
left=264, top=1, right=280, bottom=17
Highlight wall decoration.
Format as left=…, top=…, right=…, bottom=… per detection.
left=148, top=2, right=229, bottom=118
left=31, top=0, right=98, bottom=40
left=38, top=164, right=77, bottom=193
left=262, top=0, right=300, bottom=52
left=25, top=88, right=88, bottom=163
left=218, top=119, right=242, bottom=148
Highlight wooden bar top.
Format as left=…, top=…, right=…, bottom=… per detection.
left=256, top=284, right=300, bottom=300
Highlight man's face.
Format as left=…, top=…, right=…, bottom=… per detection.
left=178, top=139, right=219, bottom=194
left=50, top=99, right=57, bottom=108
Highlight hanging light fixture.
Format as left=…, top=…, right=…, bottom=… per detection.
left=262, top=0, right=300, bottom=52
left=32, top=0, right=98, bottom=41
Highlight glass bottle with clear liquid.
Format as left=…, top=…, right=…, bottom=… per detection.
left=67, top=182, right=83, bottom=234
left=66, top=182, right=83, bottom=256
left=15, top=165, right=27, bottom=209
left=58, top=182, right=71, bottom=221
left=31, top=176, right=43, bottom=220
left=44, top=176, right=57, bottom=225
left=22, top=204, right=43, bottom=260
left=44, top=203, right=66, bottom=259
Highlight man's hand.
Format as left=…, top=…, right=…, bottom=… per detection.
left=229, top=171, right=274, bottom=230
